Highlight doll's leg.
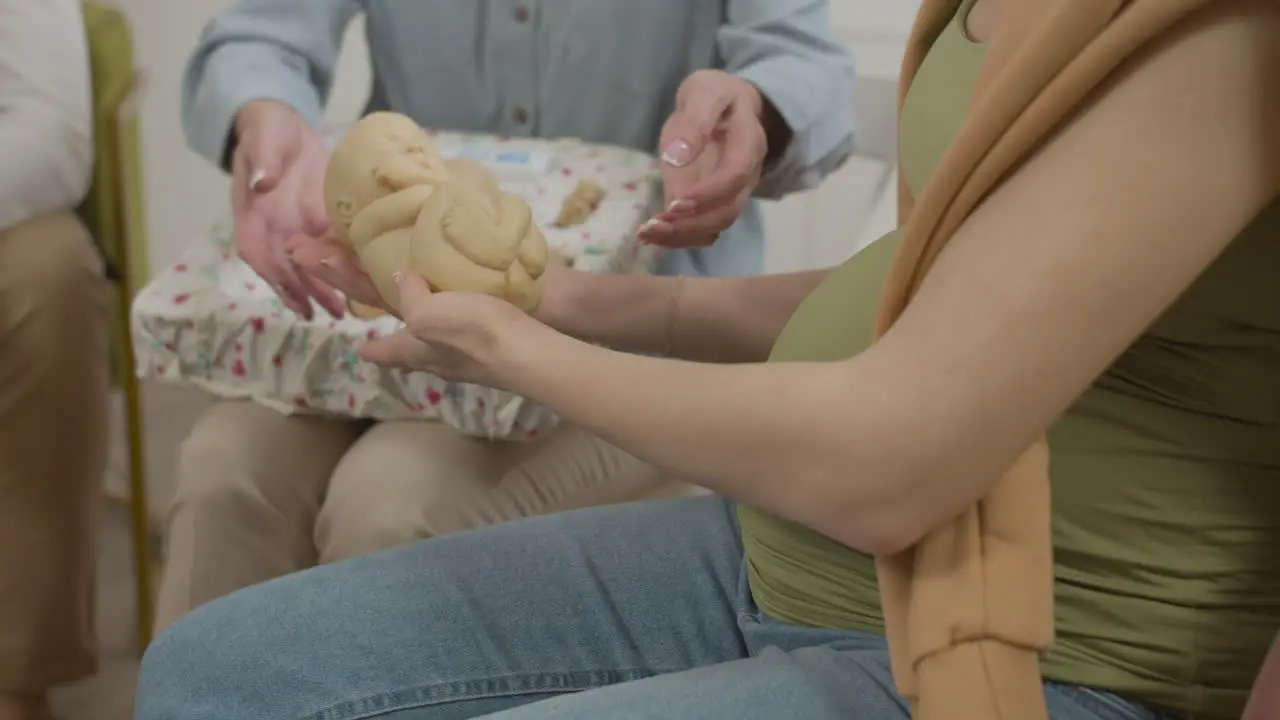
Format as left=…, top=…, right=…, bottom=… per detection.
left=136, top=495, right=749, bottom=720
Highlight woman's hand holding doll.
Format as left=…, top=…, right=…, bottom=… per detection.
left=358, top=271, right=527, bottom=387
left=284, top=233, right=560, bottom=388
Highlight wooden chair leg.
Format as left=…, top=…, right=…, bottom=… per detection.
left=115, top=280, right=154, bottom=651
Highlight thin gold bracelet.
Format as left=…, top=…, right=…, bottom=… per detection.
left=663, top=275, right=686, bottom=358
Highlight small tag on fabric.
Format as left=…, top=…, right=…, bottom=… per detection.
left=442, top=143, right=554, bottom=180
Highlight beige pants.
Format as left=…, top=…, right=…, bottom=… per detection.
left=0, top=214, right=109, bottom=692
left=155, top=401, right=692, bottom=632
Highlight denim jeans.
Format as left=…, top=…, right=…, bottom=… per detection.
left=135, top=496, right=1161, bottom=719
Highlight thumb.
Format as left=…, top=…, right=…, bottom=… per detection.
left=660, top=77, right=734, bottom=168
left=239, top=128, right=287, bottom=194
left=357, top=328, right=417, bottom=368
left=393, top=271, right=434, bottom=325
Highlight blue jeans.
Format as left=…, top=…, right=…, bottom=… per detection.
left=135, top=496, right=1161, bottom=719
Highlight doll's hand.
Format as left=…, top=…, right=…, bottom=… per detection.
left=285, top=232, right=387, bottom=313
left=358, top=272, right=528, bottom=388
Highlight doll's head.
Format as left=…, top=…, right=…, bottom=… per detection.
left=323, top=112, right=449, bottom=245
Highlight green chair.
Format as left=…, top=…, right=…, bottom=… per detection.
left=80, top=2, right=155, bottom=652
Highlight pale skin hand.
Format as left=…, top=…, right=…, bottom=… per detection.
left=232, top=99, right=344, bottom=320
left=354, top=272, right=525, bottom=389
left=1244, top=633, right=1280, bottom=719
left=640, top=69, right=770, bottom=249
left=350, top=0, right=1278, bottom=560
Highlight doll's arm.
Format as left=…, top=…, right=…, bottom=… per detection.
left=432, top=185, right=533, bottom=270
left=347, top=185, right=435, bottom=250
left=374, top=154, right=449, bottom=193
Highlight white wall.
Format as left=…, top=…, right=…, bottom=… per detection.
left=112, top=0, right=372, bottom=271
left=114, top=0, right=918, bottom=274
left=765, top=0, right=918, bottom=272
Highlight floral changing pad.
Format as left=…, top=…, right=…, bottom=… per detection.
left=132, top=131, right=662, bottom=441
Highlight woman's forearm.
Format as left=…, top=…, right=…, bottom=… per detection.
left=535, top=266, right=828, bottom=363
left=1244, top=633, right=1280, bottom=720
left=493, top=320, right=917, bottom=556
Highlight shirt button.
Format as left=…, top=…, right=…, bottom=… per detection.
left=512, top=106, right=529, bottom=124
left=514, top=6, right=530, bottom=23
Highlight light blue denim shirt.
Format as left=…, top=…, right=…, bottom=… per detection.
left=181, top=0, right=855, bottom=277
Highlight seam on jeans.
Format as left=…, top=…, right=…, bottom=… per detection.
left=305, top=669, right=655, bottom=720
left=1051, top=684, right=1159, bottom=720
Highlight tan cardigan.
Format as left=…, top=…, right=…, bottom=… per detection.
left=875, top=1, right=1216, bottom=718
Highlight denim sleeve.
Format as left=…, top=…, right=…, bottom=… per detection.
left=719, top=0, right=856, bottom=199
left=180, top=0, right=360, bottom=170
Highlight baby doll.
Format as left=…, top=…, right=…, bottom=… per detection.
left=323, top=112, right=549, bottom=314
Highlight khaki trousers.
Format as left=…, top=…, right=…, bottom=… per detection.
left=155, top=401, right=694, bottom=633
left=0, top=214, right=109, bottom=692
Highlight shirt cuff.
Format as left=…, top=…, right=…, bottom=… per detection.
left=733, top=56, right=855, bottom=199
left=183, top=45, right=326, bottom=171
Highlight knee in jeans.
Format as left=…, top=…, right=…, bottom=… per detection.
left=137, top=588, right=286, bottom=719
left=135, top=603, right=231, bottom=719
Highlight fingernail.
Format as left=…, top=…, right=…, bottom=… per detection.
left=392, top=271, right=404, bottom=285
left=249, top=168, right=266, bottom=190
left=637, top=219, right=674, bottom=238
left=667, top=198, right=696, bottom=214
left=661, top=140, right=693, bottom=167
left=318, top=257, right=333, bottom=267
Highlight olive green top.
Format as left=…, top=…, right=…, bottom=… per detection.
left=738, top=3, right=1280, bottom=717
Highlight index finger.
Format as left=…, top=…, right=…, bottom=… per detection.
left=232, top=152, right=308, bottom=310
left=357, top=329, right=418, bottom=369
left=285, top=233, right=385, bottom=312
left=394, top=272, right=436, bottom=329
left=268, top=238, right=319, bottom=320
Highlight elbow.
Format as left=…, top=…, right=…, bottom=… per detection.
left=789, top=465, right=927, bottom=557
left=814, top=450, right=1032, bottom=558
left=802, top=459, right=970, bottom=558
left=857, top=515, right=932, bottom=557
left=821, top=496, right=931, bottom=557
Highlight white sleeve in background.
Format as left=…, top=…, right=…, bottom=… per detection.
left=0, top=0, right=94, bottom=233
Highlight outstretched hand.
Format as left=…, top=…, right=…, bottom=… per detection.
left=232, top=100, right=345, bottom=319
left=639, top=70, right=769, bottom=249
